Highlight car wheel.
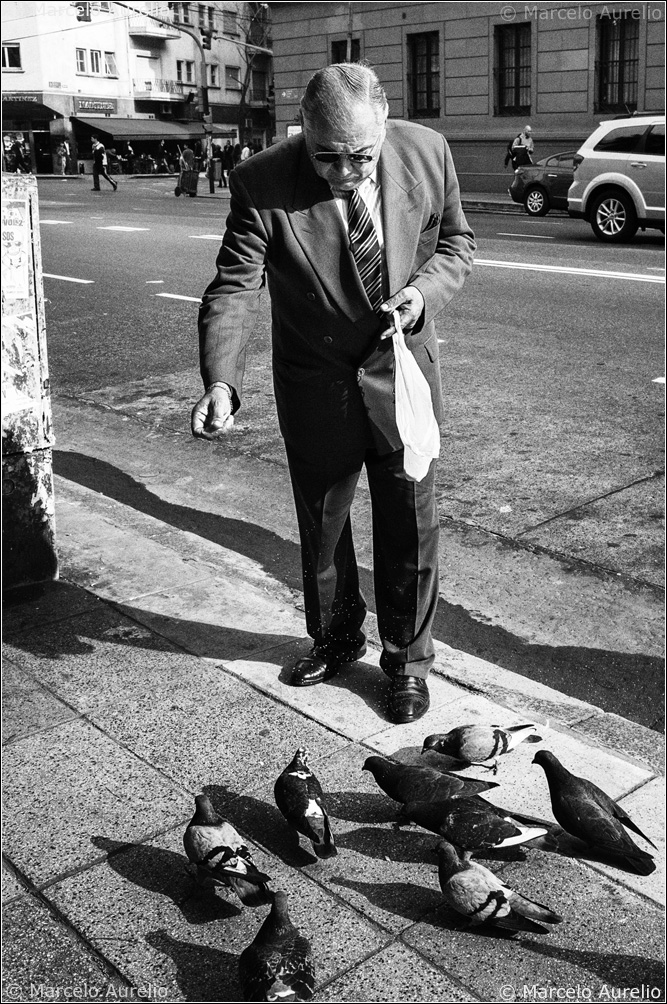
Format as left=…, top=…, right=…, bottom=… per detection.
left=524, top=187, right=549, bottom=216
left=590, top=190, right=638, bottom=242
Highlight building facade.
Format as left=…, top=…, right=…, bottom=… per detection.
left=268, top=1, right=664, bottom=191
left=1, top=1, right=273, bottom=174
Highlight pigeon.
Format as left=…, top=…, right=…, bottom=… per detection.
left=183, top=794, right=272, bottom=906
left=362, top=755, right=500, bottom=804
left=435, top=838, right=563, bottom=934
left=274, top=747, right=337, bottom=859
left=238, top=890, right=315, bottom=1002
left=423, top=723, right=543, bottom=773
left=397, top=797, right=551, bottom=857
left=533, top=750, right=656, bottom=875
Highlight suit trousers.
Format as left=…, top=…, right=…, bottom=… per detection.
left=286, top=443, right=439, bottom=679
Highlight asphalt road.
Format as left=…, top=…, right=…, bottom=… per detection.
left=36, top=176, right=665, bottom=727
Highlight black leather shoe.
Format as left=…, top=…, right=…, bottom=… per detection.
left=386, top=676, right=430, bottom=724
left=289, top=644, right=366, bottom=687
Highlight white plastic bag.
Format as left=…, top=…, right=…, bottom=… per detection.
left=392, top=309, right=440, bottom=481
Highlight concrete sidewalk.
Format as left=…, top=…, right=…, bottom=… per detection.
left=3, top=397, right=665, bottom=1001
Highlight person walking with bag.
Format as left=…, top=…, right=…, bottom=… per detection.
left=191, top=63, right=475, bottom=724
left=91, top=136, right=117, bottom=191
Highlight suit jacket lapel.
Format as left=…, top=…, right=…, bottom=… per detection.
left=287, top=142, right=369, bottom=323
left=378, top=136, right=424, bottom=294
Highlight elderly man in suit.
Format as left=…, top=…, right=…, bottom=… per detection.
left=192, top=63, right=475, bottom=724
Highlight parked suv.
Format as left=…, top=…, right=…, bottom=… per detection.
left=568, top=115, right=665, bottom=242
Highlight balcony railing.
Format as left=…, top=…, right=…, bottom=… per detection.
left=133, top=78, right=185, bottom=98
left=127, top=5, right=181, bottom=39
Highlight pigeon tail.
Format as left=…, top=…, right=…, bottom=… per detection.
left=493, top=914, right=551, bottom=935
left=312, top=816, right=337, bottom=859
left=510, top=893, right=563, bottom=925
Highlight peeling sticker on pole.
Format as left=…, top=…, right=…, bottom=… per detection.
left=2, top=198, right=31, bottom=301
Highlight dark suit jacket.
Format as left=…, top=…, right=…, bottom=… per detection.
left=198, top=119, right=475, bottom=455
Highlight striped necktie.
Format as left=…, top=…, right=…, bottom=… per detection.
left=347, top=188, right=383, bottom=313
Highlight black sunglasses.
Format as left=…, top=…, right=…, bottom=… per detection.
left=310, top=131, right=384, bottom=165
left=310, top=150, right=376, bottom=164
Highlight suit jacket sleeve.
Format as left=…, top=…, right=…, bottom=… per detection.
left=407, top=135, right=475, bottom=330
left=198, top=169, right=269, bottom=411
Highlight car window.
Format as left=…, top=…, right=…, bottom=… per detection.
left=594, top=127, right=645, bottom=153
left=644, top=124, right=665, bottom=157
left=556, top=154, right=575, bottom=168
left=544, top=156, right=560, bottom=167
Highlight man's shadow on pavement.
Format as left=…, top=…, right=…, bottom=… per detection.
left=53, top=450, right=665, bottom=729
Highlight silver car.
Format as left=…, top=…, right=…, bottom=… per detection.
left=568, top=115, right=665, bottom=242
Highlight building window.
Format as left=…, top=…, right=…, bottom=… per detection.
left=208, top=63, right=219, bottom=87
left=90, top=49, right=101, bottom=74
left=2, top=43, right=22, bottom=69
left=76, top=48, right=87, bottom=73
left=173, top=2, right=191, bottom=24
left=251, top=69, right=267, bottom=102
left=496, top=24, right=531, bottom=115
left=225, top=65, right=241, bottom=90
left=177, top=59, right=195, bottom=84
left=104, top=51, right=117, bottom=76
left=223, top=10, right=239, bottom=36
left=407, top=32, right=440, bottom=118
left=331, top=38, right=360, bottom=63
left=97, top=2, right=111, bottom=10
left=596, top=12, right=639, bottom=113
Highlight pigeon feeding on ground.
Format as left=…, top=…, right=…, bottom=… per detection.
left=423, top=723, right=543, bottom=773
left=238, top=890, right=315, bottom=1002
left=274, top=747, right=337, bottom=859
left=397, top=797, right=552, bottom=857
left=436, top=838, right=563, bottom=935
left=533, top=750, right=656, bottom=875
left=183, top=794, right=272, bottom=906
left=362, top=755, right=500, bottom=804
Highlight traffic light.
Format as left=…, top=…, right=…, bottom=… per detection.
left=75, top=1, right=92, bottom=20
left=201, top=30, right=212, bottom=50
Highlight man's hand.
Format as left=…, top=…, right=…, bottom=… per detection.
left=379, top=285, right=425, bottom=339
left=191, top=385, right=234, bottom=439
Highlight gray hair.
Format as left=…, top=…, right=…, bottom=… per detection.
left=301, top=63, right=388, bottom=128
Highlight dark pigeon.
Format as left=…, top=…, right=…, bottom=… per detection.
left=423, top=723, right=542, bottom=773
left=436, top=838, right=563, bottom=934
left=397, top=797, right=550, bottom=857
left=274, top=747, right=337, bottom=859
left=533, top=750, right=656, bottom=875
left=183, top=794, right=272, bottom=906
left=238, top=890, right=315, bottom=1002
left=362, top=755, right=500, bottom=804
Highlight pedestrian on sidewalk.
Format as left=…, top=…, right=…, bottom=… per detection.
left=91, top=136, right=117, bottom=191
left=191, top=63, right=475, bottom=725
left=508, top=125, right=534, bottom=169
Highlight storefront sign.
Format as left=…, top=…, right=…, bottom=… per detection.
left=2, top=198, right=30, bottom=301
left=2, top=92, right=43, bottom=103
left=74, top=97, right=118, bottom=113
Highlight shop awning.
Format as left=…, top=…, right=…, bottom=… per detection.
left=71, top=117, right=206, bottom=141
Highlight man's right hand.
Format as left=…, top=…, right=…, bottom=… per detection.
left=191, top=385, right=234, bottom=439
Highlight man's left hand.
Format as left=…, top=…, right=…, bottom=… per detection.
left=378, top=286, right=425, bottom=338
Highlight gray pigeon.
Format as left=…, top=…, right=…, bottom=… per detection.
left=362, top=755, right=499, bottom=804
left=436, top=838, right=563, bottom=934
left=397, top=797, right=551, bottom=857
left=533, top=750, right=656, bottom=875
left=183, top=794, right=272, bottom=906
left=423, top=723, right=542, bottom=773
left=274, top=747, right=337, bottom=859
left=238, top=890, right=315, bottom=1002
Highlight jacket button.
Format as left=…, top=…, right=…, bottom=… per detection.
left=324, top=336, right=333, bottom=344
left=306, top=292, right=316, bottom=301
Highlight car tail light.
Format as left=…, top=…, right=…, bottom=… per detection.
left=573, top=153, right=584, bottom=170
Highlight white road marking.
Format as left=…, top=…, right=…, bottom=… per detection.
left=40, top=220, right=73, bottom=225
left=189, top=234, right=224, bottom=240
left=475, top=258, right=665, bottom=284
left=155, top=293, right=201, bottom=302
left=97, top=226, right=150, bottom=232
left=647, top=267, right=666, bottom=272
left=43, top=273, right=94, bottom=284
left=146, top=280, right=165, bottom=284
left=652, top=377, right=665, bottom=384
left=497, top=233, right=555, bottom=239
